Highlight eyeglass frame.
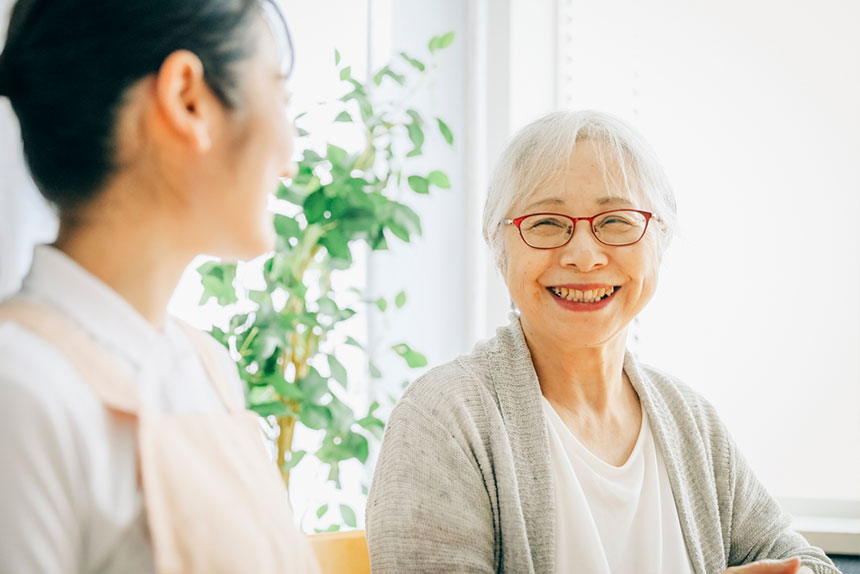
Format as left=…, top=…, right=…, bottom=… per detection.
left=503, top=209, right=659, bottom=248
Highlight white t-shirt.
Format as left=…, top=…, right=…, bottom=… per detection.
left=0, top=245, right=244, bottom=573
left=542, top=396, right=694, bottom=574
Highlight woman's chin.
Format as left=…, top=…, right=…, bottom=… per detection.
left=209, top=229, right=275, bottom=262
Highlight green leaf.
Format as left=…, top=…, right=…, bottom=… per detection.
left=281, top=450, right=306, bottom=471
left=340, top=504, right=357, bottom=528
left=429, top=31, right=455, bottom=53
left=302, top=149, right=325, bottom=164
left=317, top=504, right=329, bottom=519
left=274, top=214, right=301, bottom=239
left=328, top=397, right=355, bottom=433
left=400, top=51, right=426, bottom=72
left=406, top=109, right=423, bottom=126
left=407, top=175, right=429, bottom=194
left=392, top=203, right=422, bottom=236
left=406, top=123, right=424, bottom=156
left=249, top=401, right=291, bottom=417
left=339, top=65, right=351, bottom=80
left=317, top=296, right=339, bottom=317
left=209, top=325, right=229, bottom=348
left=428, top=170, right=451, bottom=189
left=357, top=408, right=385, bottom=440
left=317, top=431, right=367, bottom=464
left=271, top=374, right=305, bottom=401
left=198, top=262, right=238, bottom=305
left=297, top=368, right=329, bottom=402
left=386, top=219, right=411, bottom=242
left=438, top=31, right=456, bottom=49
left=303, top=189, right=327, bottom=223
left=347, top=432, right=369, bottom=463
left=321, top=228, right=352, bottom=263
left=327, top=354, right=348, bottom=386
left=392, top=343, right=428, bottom=368
left=371, top=232, right=388, bottom=251
left=376, top=298, right=387, bottom=312
left=334, top=111, right=352, bottom=123
left=334, top=49, right=341, bottom=66
left=373, top=65, right=406, bottom=86
left=345, top=336, right=364, bottom=350
left=395, top=291, right=407, bottom=308
left=327, top=144, right=350, bottom=168
left=369, top=361, right=382, bottom=379
left=300, top=404, right=332, bottom=431
left=437, top=117, right=454, bottom=145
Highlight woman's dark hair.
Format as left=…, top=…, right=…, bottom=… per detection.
left=0, top=0, right=293, bottom=213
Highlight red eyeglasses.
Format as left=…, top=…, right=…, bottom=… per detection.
left=504, top=210, right=657, bottom=248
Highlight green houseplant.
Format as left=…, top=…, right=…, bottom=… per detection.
left=196, top=32, right=455, bottom=529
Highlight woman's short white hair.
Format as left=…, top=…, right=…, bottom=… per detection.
left=482, top=110, right=677, bottom=270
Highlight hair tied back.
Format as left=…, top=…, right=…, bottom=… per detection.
left=0, top=56, right=8, bottom=97
left=0, top=51, right=13, bottom=98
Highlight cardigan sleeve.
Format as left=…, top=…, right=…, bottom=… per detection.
left=725, top=434, right=840, bottom=574
left=366, top=397, right=497, bottom=573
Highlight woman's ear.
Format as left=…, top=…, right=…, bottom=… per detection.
left=154, top=50, right=216, bottom=152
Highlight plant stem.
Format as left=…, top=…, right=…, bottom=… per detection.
left=277, top=415, right=297, bottom=488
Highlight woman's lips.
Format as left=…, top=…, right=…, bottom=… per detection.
left=547, top=285, right=621, bottom=311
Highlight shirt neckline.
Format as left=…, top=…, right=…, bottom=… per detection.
left=541, top=394, right=649, bottom=474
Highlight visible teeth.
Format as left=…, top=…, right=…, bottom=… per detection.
left=551, top=285, right=617, bottom=303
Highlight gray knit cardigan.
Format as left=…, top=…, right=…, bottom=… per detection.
left=366, top=316, right=839, bottom=574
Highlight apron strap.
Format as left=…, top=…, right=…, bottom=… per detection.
left=174, top=320, right=244, bottom=413
left=0, top=297, right=141, bottom=415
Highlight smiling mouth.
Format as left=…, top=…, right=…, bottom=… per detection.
left=548, top=286, right=621, bottom=303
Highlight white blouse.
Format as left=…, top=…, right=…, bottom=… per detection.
left=0, top=246, right=243, bottom=573
left=542, top=396, right=694, bottom=574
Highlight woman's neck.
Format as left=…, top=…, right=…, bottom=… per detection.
left=522, top=320, right=632, bottom=414
left=53, top=192, right=195, bottom=330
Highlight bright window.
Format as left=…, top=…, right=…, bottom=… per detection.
left=557, top=0, right=860, bottom=509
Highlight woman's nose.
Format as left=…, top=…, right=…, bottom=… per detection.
left=558, top=221, right=608, bottom=271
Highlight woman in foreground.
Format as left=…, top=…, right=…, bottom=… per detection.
left=366, top=110, right=838, bottom=574
left=0, top=0, right=319, bottom=571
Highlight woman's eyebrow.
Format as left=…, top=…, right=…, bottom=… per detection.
left=526, top=197, right=566, bottom=210
left=595, top=196, right=634, bottom=206
left=525, top=196, right=634, bottom=210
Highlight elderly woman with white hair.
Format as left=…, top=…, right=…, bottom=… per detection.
left=365, top=111, right=839, bottom=574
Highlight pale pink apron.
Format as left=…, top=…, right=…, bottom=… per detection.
left=0, top=298, right=320, bottom=574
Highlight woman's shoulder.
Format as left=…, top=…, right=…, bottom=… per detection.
left=395, top=335, right=503, bottom=429
left=403, top=339, right=495, bottom=404
left=634, top=360, right=731, bottom=445
left=638, top=362, right=714, bottom=408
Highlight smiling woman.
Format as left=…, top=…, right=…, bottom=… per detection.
left=365, top=110, right=840, bottom=574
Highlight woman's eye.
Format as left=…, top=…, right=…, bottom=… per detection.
left=599, top=217, right=633, bottom=227
left=531, top=219, right=565, bottom=229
